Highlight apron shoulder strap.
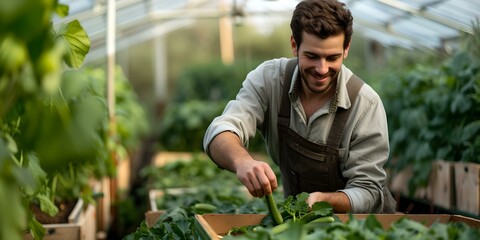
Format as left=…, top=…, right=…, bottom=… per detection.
left=326, top=74, right=364, bottom=149
left=278, top=58, right=298, bottom=125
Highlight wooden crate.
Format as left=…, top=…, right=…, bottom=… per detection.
left=116, top=156, right=131, bottom=193
left=194, top=213, right=480, bottom=240
left=144, top=186, right=260, bottom=228
left=152, top=152, right=208, bottom=166
left=389, top=166, right=428, bottom=200
left=428, top=160, right=455, bottom=209
left=23, top=199, right=96, bottom=240
left=152, top=151, right=269, bottom=167
left=145, top=188, right=198, bottom=227
left=454, top=162, right=480, bottom=215
left=93, top=178, right=112, bottom=237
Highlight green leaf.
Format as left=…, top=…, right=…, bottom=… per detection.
left=37, top=194, right=58, bottom=217
left=311, top=201, right=333, bottom=216
left=27, top=217, right=46, bottom=240
left=461, top=121, right=480, bottom=142
left=55, top=3, right=69, bottom=18
left=277, top=221, right=304, bottom=240
left=56, top=20, right=90, bottom=69
left=364, top=214, right=383, bottom=231
left=0, top=177, right=27, bottom=240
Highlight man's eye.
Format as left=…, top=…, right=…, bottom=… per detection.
left=327, top=56, right=341, bottom=61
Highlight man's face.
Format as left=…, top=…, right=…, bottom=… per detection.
left=291, top=32, right=350, bottom=96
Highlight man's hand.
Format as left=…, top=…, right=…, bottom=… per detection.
left=307, top=191, right=351, bottom=213
left=208, top=131, right=278, bottom=198
left=235, top=159, right=278, bottom=197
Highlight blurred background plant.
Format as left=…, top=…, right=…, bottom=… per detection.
left=380, top=22, right=480, bottom=195
left=0, top=1, right=150, bottom=239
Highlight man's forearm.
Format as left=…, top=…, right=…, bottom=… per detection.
left=208, top=131, right=252, bottom=172
left=308, top=191, right=351, bottom=213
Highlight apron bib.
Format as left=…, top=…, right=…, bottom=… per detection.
left=277, top=58, right=396, bottom=213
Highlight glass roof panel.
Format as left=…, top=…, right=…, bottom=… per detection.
left=397, top=0, right=443, bottom=9
left=395, top=15, right=458, bottom=37
left=152, top=0, right=188, bottom=10
left=427, top=0, right=480, bottom=28
left=55, top=0, right=480, bottom=61
left=355, top=24, right=416, bottom=49
left=349, top=0, right=404, bottom=25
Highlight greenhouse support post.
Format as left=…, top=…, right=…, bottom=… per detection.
left=107, top=0, right=116, bottom=121
left=106, top=0, right=118, bottom=231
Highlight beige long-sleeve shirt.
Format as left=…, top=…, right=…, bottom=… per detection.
left=203, top=58, right=390, bottom=213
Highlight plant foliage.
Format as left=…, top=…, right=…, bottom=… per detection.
left=0, top=1, right=150, bottom=239
left=380, top=23, right=480, bottom=194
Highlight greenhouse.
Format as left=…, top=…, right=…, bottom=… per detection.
left=1, top=0, right=479, bottom=239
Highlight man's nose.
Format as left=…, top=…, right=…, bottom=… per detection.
left=315, top=59, right=329, bottom=75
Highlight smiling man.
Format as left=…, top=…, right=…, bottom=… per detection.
left=203, top=0, right=396, bottom=213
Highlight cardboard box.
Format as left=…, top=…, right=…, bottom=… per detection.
left=194, top=213, right=480, bottom=240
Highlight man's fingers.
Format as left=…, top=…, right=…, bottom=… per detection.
left=255, top=171, right=273, bottom=195
left=265, top=168, right=278, bottom=191
left=236, top=159, right=277, bottom=198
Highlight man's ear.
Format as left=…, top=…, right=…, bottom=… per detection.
left=343, top=41, right=351, bottom=59
left=290, top=35, right=298, bottom=57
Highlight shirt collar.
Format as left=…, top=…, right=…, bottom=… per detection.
left=288, top=65, right=352, bottom=114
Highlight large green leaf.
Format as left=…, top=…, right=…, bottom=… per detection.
left=56, top=20, right=90, bottom=69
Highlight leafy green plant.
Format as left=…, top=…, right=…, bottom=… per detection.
left=123, top=184, right=272, bottom=240
left=380, top=23, right=480, bottom=194
left=124, top=190, right=480, bottom=240
left=158, top=60, right=267, bottom=152
left=80, top=66, right=151, bottom=160
left=141, top=154, right=242, bottom=189
left=0, top=0, right=99, bottom=239
left=0, top=0, right=151, bottom=239
left=224, top=214, right=480, bottom=240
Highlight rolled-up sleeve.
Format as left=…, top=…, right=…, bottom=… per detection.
left=203, top=60, right=279, bottom=156
left=339, top=85, right=389, bottom=213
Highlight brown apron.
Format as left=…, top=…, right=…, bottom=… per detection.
left=277, top=58, right=397, bottom=213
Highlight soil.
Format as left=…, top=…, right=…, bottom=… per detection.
left=31, top=200, right=78, bottom=224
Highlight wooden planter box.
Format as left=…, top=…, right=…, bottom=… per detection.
left=93, top=178, right=112, bottom=239
left=144, top=187, right=255, bottom=227
left=152, top=152, right=208, bottom=166
left=194, top=213, right=480, bottom=240
left=144, top=188, right=197, bottom=227
left=23, top=199, right=96, bottom=240
left=390, top=160, right=457, bottom=211
left=428, top=160, right=455, bottom=209
left=116, top=156, right=132, bottom=194
left=454, top=162, right=480, bottom=216
left=389, top=165, right=429, bottom=200
left=152, top=151, right=269, bottom=167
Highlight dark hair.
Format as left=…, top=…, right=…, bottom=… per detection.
left=290, top=0, right=353, bottom=49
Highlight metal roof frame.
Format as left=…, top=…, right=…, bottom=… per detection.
left=56, top=0, right=480, bottom=62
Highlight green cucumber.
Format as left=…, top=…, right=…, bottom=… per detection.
left=193, top=203, right=217, bottom=213
left=309, top=216, right=335, bottom=223
left=271, top=221, right=289, bottom=235
left=304, top=216, right=335, bottom=227
left=298, top=212, right=335, bottom=224
left=265, top=193, right=283, bottom=225
left=298, top=211, right=320, bottom=224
